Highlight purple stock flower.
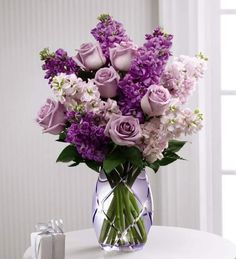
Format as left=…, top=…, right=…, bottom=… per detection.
left=118, top=27, right=173, bottom=121
left=41, top=48, right=78, bottom=83
left=65, top=112, right=109, bottom=162
left=91, top=14, right=129, bottom=58
left=117, top=76, right=147, bottom=122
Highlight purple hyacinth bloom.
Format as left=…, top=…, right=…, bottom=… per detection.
left=41, top=48, right=78, bottom=83
left=65, top=112, right=109, bottom=162
left=91, top=14, right=129, bottom=58
left=118, top=27, right=173, bottom=121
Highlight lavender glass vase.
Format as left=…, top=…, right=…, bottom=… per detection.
left=92, top=164, right=153, bottom=251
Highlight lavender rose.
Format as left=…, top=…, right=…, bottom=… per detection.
left=36, top=99, right=66, bottom=135
left=109, top=41, right=137, bottom=71
left=94, top=66, right=120, bottom=98
left=73, top=42, right=106, bottom=71
left=104, top=115, right=142, bottom=146
left=141, top=85, right=171, bottom=116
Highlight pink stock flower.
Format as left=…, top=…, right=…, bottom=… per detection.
left=161, top=55, right=207, bottom=104
left=140, top=118, right=169, bottom=163
left=181, top=108, right=203, bottom=135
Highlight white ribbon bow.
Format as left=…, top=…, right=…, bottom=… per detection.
left=34, top=219, right=63, bottom=259
left=35, top=219, right=64, bottom=234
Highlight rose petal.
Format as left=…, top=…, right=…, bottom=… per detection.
left=141, top=94, right=153, bottom=115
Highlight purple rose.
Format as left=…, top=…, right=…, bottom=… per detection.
left=104, top=115, right=142, bottom=146
left=73, top=43, right=106, bottom=71
left=141, top=85, right=171, bottom=116
left=94, top=66, right=120, bottom=98
left=109, top=41, right=137, bottom=71
left=36, top=99, right=66, bottom=135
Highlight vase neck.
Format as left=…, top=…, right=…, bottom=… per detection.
left=102, top=162, right=143, bottom=188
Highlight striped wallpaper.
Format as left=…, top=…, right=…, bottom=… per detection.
left=0, top=0, right=159, bottom=258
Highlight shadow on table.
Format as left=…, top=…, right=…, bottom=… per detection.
left=70, top=245, right=137, bottom=258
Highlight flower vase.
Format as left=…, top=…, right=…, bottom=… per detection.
left=92, top=164, right=153, bottom=251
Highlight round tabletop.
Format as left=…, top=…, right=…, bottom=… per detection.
left=23, top=226, right=236, bottom=259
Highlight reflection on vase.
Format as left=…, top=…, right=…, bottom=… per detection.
left=92, top=165, right=153, bottom=251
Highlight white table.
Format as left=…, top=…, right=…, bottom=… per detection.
left=23, top=226, right=236, bottom=259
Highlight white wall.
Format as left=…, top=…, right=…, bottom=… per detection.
left=156, top=0, right=201, bottom=229
left=0, top=0, right=159, bottom=258
left=157, top=0, right=221, bottom=234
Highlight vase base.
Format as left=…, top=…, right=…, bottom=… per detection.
left=100, top=243, right=145, bottom=252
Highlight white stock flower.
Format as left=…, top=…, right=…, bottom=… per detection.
left=51, top=74, right=101, bottom=113
left=51, top=73, right=82, bottom=103
left=80, top=79, right=100, bottom=102
left=160, top=101, right=203, bottom=138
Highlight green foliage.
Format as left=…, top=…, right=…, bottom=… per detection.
left=56, top=145, right=83, bottom=164
left=39, top=48, right=54, bottom=61
left=56, top=131, right=66, bottom=142
left=146, top=161, right=160, bottom=173
left=125, top=147, right=143, bottom=168
left=56, top=144, right=101, bottom=172
left=98, top=14, right=110, bottom=22
left=166, top=140, right=187, bottom=153
left=68, top=162, right=79, bottom=167
left=85, top=160, right=101, bottom=173
left=159, top=152, right=184, bottom=166
left=55, top=139, right=187, bottom=175
left=103, top=148, right=126, bottom=174
left=146, top=139, right=187, bottom=173
left=103, top=146, right=144, bottom=174
left=196, top=52, right=208, bottom=61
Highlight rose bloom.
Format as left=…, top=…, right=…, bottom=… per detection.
left=36, top=99, right=66, bottom=135
left=94, top=66, right=120, bottom=98
left=73, top=42, right=106, bottom=71
left=104, top=115, right=142, bottom=146
left=141, top=84, right=171, bottom=116
left=109, top=41, right=137, bottom=71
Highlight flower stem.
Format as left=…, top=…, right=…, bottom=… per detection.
left=98, top=182, right=148, bottom=247
left=129, top=193, right=147, bottom=242
left=98, top=197, right=115, bottom=243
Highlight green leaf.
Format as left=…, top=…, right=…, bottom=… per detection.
left=39, top=47, right=55, bottom=61
left=125, top=147, right=143, bottom=168
left=69, top=162, right=80, bottom=167
left=166, top=140, right=187, bottom=153
left=103, top=149, right=126, bottom=174
left=145, top=142, right=187, bottom=171
left=98, top=14, right=110, bottom=22
left=159, top=152, right=184, bottom=166
left=56, top=131, right=66, bottom=142
left=56, top=145, right=81, bottom=163
left=85, top=160, right=101, bottom=173
left=146, top=160, right=160, bottom=173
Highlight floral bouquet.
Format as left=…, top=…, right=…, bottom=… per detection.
left=36, top=14, right=207, bottom=251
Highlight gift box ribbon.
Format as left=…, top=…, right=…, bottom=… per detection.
left=34, top=219, right=64, bottom=259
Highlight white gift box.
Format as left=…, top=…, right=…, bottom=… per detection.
left=31, top=220, right=65, bottom=259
